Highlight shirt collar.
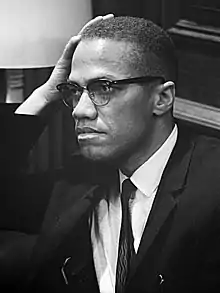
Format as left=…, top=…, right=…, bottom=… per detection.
left=119, top=124, right=178, bottom=197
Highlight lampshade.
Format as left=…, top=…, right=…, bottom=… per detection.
left=0, top=0, right=92, bottom=68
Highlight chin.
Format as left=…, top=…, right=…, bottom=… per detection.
left=79, top=145, right=118, bottom=163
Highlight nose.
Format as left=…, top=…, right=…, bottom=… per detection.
left=72, top=91, right=98, bottom=121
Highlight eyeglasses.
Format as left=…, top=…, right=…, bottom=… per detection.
left=56, top=75, right=164, bottom=109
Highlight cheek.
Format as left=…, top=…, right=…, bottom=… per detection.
left=107, top=97, right=152, bottom=140
left=104, top=107, right=149, bottom=149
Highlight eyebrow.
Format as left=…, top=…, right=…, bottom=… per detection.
left=67, top=75, right=117, bottom=85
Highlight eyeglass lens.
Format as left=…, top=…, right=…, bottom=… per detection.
left=60, top=80, right=114, bottom=108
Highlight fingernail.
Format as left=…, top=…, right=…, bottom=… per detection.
left=103, top=14, right=114, bottom=20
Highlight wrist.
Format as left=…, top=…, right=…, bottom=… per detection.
left=15, top=84, right=55, bottom=116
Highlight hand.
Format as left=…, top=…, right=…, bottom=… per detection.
left=16, top=14, right=114, bottom=116
left=42, top=14, right=114, bottom=103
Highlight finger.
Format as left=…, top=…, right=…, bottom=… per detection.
left=58, top=35, right=81, bottom=62
left=102, top=13, right=114, bottom=20
left=78, top=14, right=114, bottom=36
left=78, top=15, right=102, bottom=35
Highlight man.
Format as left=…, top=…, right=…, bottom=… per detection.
left=5, top=15, right=220, bottom=293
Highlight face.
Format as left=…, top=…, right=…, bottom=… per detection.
left=69, top=39, right=157, bottom=165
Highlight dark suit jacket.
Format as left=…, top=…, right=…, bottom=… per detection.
left=2, top=111, right=220, bottom=293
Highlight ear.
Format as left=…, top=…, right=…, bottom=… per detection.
left=152, top=81, right=175, bottom=116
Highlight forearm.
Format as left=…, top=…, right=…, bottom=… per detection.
left=15, top=83, right=59, bottom=121
left=15, top=87, right=48, bottom=116
left=0, top=112, right=46, bottom=173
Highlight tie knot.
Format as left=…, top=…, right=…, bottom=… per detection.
left=121, top=179, right=136, bottom=202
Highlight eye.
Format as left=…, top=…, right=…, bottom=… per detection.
left=99, top=81, right=113, bottom=92
left=67, top=83, right=81, bottom=95
left=57, top=83, right=79, bottom=95
left=57, top=82, right=82, bottom=108
left=91, top=80, right=114, bottom=94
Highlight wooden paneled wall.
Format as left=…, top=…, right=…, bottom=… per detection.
left=169, top=18, right=220, bottom=131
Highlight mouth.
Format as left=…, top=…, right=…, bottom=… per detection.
left=76, top=127, right=106, bottom=142
left=76, top=127, right=102, bottom=135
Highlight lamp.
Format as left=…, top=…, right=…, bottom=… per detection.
left=0, top=0, right=92, bottom=102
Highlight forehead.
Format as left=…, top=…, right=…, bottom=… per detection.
left=69, top=39, right=137, bottom=82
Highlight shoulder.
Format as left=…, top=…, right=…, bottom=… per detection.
left=191, top=134, right=220, bottom=165
left=183, top=133, right=220, bottom=198
left=175, top=124, right=220, bottom=189
left=176, top=122, right=220, bottom=163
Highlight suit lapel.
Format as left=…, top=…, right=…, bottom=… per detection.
left=30, top=180, right=101, bottom=279
left=59, top=216, right=100, bottom=292
left=130, top=126, right=195, bottom=278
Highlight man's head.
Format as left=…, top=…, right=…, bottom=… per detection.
left=80, top=16, right=177, bottom=82
left=65, top=16, right=177, bottom=174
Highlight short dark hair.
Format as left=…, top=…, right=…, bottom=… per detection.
left=81, top=16, right=177, bottom=82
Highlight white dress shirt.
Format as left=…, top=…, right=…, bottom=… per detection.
left=91, top=125, right=178, bottom=293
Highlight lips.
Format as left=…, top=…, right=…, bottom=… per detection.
left=76, top=127, right=102, bottom=135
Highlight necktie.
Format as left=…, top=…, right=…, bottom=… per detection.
left=115, top=179, right=136, bottom=293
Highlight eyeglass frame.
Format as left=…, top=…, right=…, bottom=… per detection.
left=56, top=75, right=165, bottom=109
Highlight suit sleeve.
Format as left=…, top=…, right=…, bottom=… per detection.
left=0, top=105, right=52, bottom=233
left=0, top=105, right=46, bottom=174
